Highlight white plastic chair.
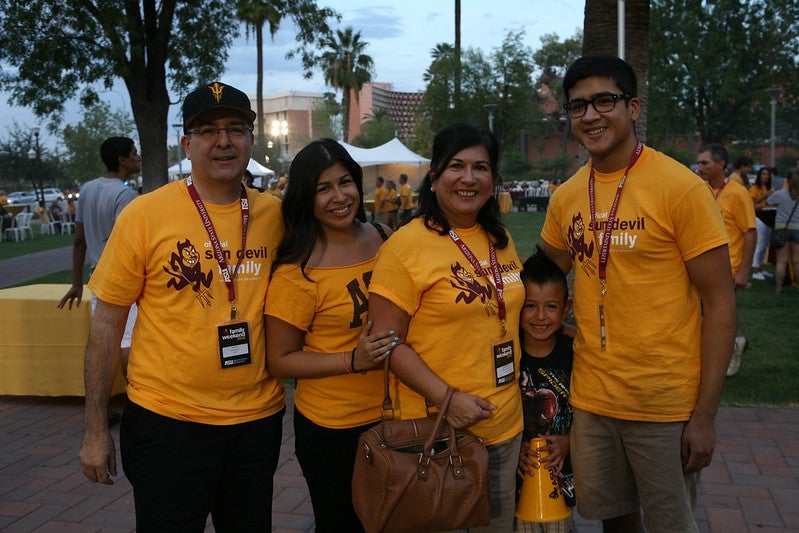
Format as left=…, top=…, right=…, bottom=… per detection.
left=4, top=212, right=26, bottom=242
left=19, top=212, right=34, bottom=240
left=60, top=212, right=75, bottom=234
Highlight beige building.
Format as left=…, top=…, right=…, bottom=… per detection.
left=249, top=91, right=327, bottom=169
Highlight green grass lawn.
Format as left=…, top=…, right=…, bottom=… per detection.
left=10, top=210, right=798, bottom=407
left=0, top=231, right=73, bottom=260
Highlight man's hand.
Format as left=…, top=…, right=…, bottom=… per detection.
left=681, top=413, right=715, bottom=473
left=58, top=284, right=83, bottom=310
left=79, top=429, right=117, bottom=485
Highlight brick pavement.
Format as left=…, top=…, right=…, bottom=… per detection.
left=2, top=229, right=798, bottom=531
left=1, top=389, right=798, bottom=532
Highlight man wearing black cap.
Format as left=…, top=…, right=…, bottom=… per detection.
left=78, top=82, right=286, bottom=531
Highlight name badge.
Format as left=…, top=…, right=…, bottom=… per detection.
left=492, top=337, right=515, bottom=386
left=217, top=320, right=252, bottom=368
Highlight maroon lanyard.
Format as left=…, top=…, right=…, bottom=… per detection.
left=448, top=229, right=507, bottom=336
left=186, top=177, right=249, bottom=318
left=712, top=178, right=729, bottom=200
left=588, top=141, right=643, bottom=294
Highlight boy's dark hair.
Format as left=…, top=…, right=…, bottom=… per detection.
left=521, top=245, right=569, bottom=302
left=563, top=54, right=637, bottom=101
left=100, top=137, right=135, bottom=172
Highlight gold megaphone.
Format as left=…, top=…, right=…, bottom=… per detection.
left=515, top=437, right=572, bottom=523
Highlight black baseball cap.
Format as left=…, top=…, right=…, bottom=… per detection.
left=182, top=82, right=256, bottom=129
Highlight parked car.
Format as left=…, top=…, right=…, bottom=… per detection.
left=42, top=188, right=65, bottom=203
left=5, top=189, right=65, bottom=213
left=5, top=191, right=37, bottom=206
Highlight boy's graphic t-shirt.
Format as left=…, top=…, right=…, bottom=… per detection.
left=519, top=330, right=575, bottom=507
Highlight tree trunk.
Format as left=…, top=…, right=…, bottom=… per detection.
left=125, top=68, right=170, bottom=193
left=256, top=23, right=266, bottom=166
left=582, top=0, right=649, bottom=142
left=454, top=0, right=461, bottom=111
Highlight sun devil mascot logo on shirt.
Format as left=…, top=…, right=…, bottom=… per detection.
left=163, top=239, right=214, bottom=307
left=449, top=261, right=498, bottom=316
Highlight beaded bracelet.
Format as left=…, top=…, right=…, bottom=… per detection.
left=341, top=350, right=353, bottom=374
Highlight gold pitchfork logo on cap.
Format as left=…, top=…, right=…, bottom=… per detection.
left=208, top=82, right=224, bottom=102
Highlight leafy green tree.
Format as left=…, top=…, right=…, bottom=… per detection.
left=0, top=124, right=65, bottom=192
left=648, top=0, right=799, bottom=147
left=61, top=102, right=136, bottom=185
left=235, top=0, right=338, bottom=163
left=0, top=0, right=235, bottom=192
left=489, top=30, right=539, bottom=161
left=0, top=0, right=335, bottom=192
left=533, top=32, right=583, bottom=101
left=319, top=27, right=374, bottom=142
left=350, top=108, right=397, bottom=148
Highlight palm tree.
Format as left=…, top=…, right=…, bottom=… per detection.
left=235, top=1, right=338, bottom=162
left=582, top=0, right=650, bottom=141
left=454, top=0, right=461, bottom=111
left=235, top=1, right=282, bottom=164
left=319, top=27, right=374, bottom=141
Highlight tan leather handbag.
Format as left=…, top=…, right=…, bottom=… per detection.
left=351, top=361, right=491, bottom=532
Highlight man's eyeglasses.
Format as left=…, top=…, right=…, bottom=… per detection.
left=187, top=125, right=253, bottom=139
left=563, top=93, right=632, bottom=118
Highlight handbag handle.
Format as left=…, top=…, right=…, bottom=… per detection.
left=418, top=387, right=465, bottom=480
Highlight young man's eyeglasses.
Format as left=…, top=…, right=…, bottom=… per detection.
left=563, top=93, right=632, bottom=118
left=187, top=125, right=253, bottom=140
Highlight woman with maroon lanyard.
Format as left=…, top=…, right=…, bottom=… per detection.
left=368, top=123, right=525, bottom=531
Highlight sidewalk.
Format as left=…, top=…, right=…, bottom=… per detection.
left=1, top=390, right=798, bottom=532
left=0, top=246, right=72, bottom=289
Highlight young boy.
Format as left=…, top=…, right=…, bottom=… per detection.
left=516, top=245, right=576, bottom=533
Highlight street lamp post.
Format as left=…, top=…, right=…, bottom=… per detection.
left=29, top=127, right=41, bottom=202
left=171, top=123, right=184, bottom=179
left=765, top=88, right=780, bottom=168
left=483, top=104, right=497, bottom=133
left=270, top=119, right=289, bottom=171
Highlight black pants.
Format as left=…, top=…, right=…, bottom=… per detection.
left=120, top=400, right=284, bottom=532
left=293, top=407, right=376, bottom=533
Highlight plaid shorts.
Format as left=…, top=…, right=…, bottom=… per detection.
left=514, top=515, right=575, bottom=533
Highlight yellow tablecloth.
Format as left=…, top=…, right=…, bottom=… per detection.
left=498, top=192, right=512, bottom=213
left=5, top=205, right=26, bottom=216
left=0, top=284, right=126, bottom=396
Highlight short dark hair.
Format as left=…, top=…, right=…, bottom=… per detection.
left=273, top=138, right=366, bottom=277
left=521, top=245, right=569, bottom=303
left=563, top=54, right=638, bottom=101
left=416, top=123, right=508, bottom=248
left=699, top=143, right=729, bottom=167
left=734, top=156, right=753, bottom=169
left=100, top=137, right=135, bottom=172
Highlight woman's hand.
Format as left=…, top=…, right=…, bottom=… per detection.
left=443, top=391, right=495, bottom=429
left=352, top=321, right=399, bottom=372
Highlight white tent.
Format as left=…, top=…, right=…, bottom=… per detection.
left=340, top=138, right=430, bottom=167
left=340, top=138, right=431, bottom=198
left=167, top=158, right=275, bottom=181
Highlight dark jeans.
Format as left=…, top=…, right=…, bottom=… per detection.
left=293, top=407, right=376, bottom=533
left=120, top=400, right=284, bottom=532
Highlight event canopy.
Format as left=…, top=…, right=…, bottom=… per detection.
left=340, top=138, right=430, bottom=168
left=167, top=158, right=275, bottom=180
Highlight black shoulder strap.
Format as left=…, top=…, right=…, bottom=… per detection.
left=370, top=221, right=389, bottom=242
